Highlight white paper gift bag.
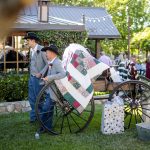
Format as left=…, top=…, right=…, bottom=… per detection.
left=110, top=67, right=122, bottom=82
left=101, top=96, right=124, bottom=134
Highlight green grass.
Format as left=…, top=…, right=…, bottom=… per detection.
left=0, top=105, right=150, bottom=150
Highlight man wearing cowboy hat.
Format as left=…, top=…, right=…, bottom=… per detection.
left=24, top=32, right=47, bottom=123
left=39, top=45, right=66, bottom=131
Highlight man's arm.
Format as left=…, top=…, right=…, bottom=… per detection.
left=41, top=51, right=48, bottom=65
left=47, top=61, right=66, bottom=81
left=36, top=46, right=48, bottom=77
left=40, top=64, right=49, bottom=77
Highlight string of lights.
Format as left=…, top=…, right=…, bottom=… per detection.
left=81, top=0, right=134, bottom=23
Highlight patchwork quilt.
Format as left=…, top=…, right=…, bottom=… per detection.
left=55, top=44, right=109, bottom=113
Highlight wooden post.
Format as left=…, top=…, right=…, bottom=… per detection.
left=3, top=40, right=6, bottom=73
left=95, top=39, right=101, bottom=59
left=16, top=36, right=19, bottom=74
left=82, top=14, right=85, bottom=25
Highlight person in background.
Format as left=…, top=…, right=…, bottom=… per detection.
left=135, top=60, right=142, bottom=75
left=24, top=32, right=47, bottom=123
left=0, top=42, right=3, bottom=60
left=146, top=56, right=150, bottom=79
left=43, top=41, right=49, bottom=47
left=122, top=51, right=129, bottom=64
left=141, top=61, right=146, bottom=75
left=114, top=51, right=120, bottom=65
left=110, top=53, right=115, bottom=65
left=0, top=42, right=4, bottom=69
left=98, top=51, right=112, bottom=66
left=0, top=42, right=3, bottom=50
left=0, top=45, right=14, bottom=62
left=116, top=52, right=123, bottom=65
left=127, top=55, right=138, bottom=80
left=118, top=52, right=129, bottom=81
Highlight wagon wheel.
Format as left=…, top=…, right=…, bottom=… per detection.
left=109, top=80, right=150, bottom=129
left=35, top=82, right=95, bottom=135
left=139, top=75, right=150, bottom=86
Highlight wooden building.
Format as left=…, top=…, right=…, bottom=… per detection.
left=0, top=1, right=120, bottom=73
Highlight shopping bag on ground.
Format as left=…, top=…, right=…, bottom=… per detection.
left=101, top=96, right=124, bottom=134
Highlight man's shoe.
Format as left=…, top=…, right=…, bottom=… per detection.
left=38, top=127, right=46, bottom=134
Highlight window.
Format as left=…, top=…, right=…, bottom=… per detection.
left=0, top=32, right=29, bottom=74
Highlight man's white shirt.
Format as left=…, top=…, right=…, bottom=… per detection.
left=48, top=57, right=57, bottom=65
left=30, top=44, right=38, bottom=57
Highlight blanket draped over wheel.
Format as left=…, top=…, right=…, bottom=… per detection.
left=55, top=44, right=109, bottom=113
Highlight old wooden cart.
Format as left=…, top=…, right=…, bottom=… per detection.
left=35, top=74, right=150, bottom=135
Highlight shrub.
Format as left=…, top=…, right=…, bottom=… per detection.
left=0, top=74, right=29, bottom=102
left=34, top=30, right=88, bottom=55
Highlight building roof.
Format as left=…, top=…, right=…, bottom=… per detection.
left=14, top=15, right=85, bottom=31
left=15, top=4, right=120, bottom=39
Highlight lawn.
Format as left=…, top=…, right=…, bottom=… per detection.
left=0, top=104, right=150, bottom=150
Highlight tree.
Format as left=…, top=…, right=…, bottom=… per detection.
left=51, top=0, right=150, bottom=55
left=98, top=0, right=150, bottom=55
left=51, top=0, right=93, bottom=6
left=131, top=27, right=150, bottom=56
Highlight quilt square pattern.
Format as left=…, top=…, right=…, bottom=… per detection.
left=55, top=44, right=109, bottom=113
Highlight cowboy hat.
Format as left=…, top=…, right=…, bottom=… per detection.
left=41, top=45, right=59, bottom=55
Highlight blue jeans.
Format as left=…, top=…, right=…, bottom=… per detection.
left=41, top=94, right=55, bottom=130
left=28, top=75, right=43, bottom=121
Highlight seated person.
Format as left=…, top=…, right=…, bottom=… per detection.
left=98, top=51, right=112, bottom=66
left=127, top=55, right=138, bottom=80
left=38, top=45, right=66, bottom=132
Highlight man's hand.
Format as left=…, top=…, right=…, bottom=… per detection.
left=35, top=73, right=42, bottom=78
left=41, top=77, right=49, bottom=82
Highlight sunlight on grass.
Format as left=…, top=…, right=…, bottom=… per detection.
left=0, top=104, right=150, bottom=150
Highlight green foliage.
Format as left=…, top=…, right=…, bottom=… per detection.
left=0, top=74, right=29, bottom=102
left=131, top=27, right=150, bottom=51
left=85, top=40, right=96, bottom=56
left=100, top=0, right=149, bottom=54
left=52, top=0, right=150, bottom=54
left=51, top=0, right=94, bottom=6
left=34, top=30, right=88, bottom=54
left=101, top=39, right=127, bottom=56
